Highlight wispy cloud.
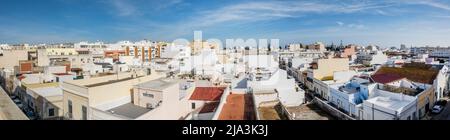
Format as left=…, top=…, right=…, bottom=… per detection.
left=107, top=0, right=185, bottom=16
left=433, top=15, right=450, bottom=19
left=155, top=0, right=185, bottom=10
left=375, top=9, right=389, bottom=16
left=334, top=22, right=366, bottom=30
left=110, top=0, right=137, bottom=16
left=188, top=0, right=400, bottom=27
left=413, top=0, right=450, bottom=11
left=347, top=24, right=366, bottom=29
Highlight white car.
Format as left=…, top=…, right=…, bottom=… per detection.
left=16, top=103, right=24, bottom=109
left=13, top=99, right=21, bottom=104
left=10, top=95, right=17, bottom=99
left=432, top=105, right=443, bottom=114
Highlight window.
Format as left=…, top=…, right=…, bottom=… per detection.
left=82, top=106, right=87, bottom=120
left=68, top=100, right=73, bottom=118
left=143, top=93, right=154, bottom=98
left=48, top=108, right=55, bottom=117
left=146, top=103, right=153, bottom=109
left=191, top=103, right=196, bottom=109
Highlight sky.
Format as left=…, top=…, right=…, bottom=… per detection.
left=1, top=0, right=450, bottom=47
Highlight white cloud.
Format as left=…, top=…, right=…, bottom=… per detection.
left=157, top=0, right=184, bottom=9
left=375, top=9, right=389, bottom=16
left=334, top=22, right=365, bottom=29
left=189, top=1, right=398, bottom=27
left=433, top=15, right=450, bottom=18
left=107, top=0, right=185, bottom=16
left=414, top=0, right=450, bottom=11
left=110, top=0, right=137, bottom=16
left=347, top=24, right=366, bottom=29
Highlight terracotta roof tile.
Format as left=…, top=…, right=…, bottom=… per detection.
left=372, top=64, right=439, bottom=84
left=371, top=73, right=404, bottom=84
left=189, top=87, right=226, bottom=101
left=218, top=94, right=256, bottom=120
left=199, top=102, right=220, bottom=114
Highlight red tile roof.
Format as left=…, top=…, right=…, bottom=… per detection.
left=189, top=87, right=226, bottom=101
left=218, top=94, right=256, bottom=120
left=53, top=73, right=72, bottom=76
left=372, top=64, right=439, bottom=84
left=371, top=73, right=404, bottom=84
left=199, top=102, right=220, bottom=114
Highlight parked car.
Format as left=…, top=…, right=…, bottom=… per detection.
left=10, top=95, right=17, bottom=99
left=432, top=105, right=444, bottom=114
left=13, top=99, right=21, bottom=104
left=16, top=103, right=24, bottom=110
left=436, top=100, right=447, bottom=106
left=26, top=111, right=36, bottom=120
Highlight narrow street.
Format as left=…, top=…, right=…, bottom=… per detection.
left=430, top=97, right=450, bottom=120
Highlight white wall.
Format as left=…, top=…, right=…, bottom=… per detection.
left=362, top=88, right=417, bottom=120
left=46, top=66, right=67, bottom=74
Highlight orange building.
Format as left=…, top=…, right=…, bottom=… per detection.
left=341, top=45, right=356, bottom=58
left=104, top=50, right=126, bottom=62
left=19, top=60, right=33, bottom=74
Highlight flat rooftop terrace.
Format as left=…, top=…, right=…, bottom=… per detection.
left=85, top=76, right=143, bottom=88
left=107, top=103, right=151, bottom=119
left=258, top=104, right=284, bottom=120
left=0, top=87, right=28, bottom=120
left=365, top=96, right=413, bottom=111
left=65, top=72, right=145, bottom=87
left=286, top=103, right=335, bottom=120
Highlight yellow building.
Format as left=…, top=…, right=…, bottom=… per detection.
left=61, top=70, right=164, bottom=120
left=308, top=58, right=349, bottom=80
left=0, top=50, right=29, bottom=69
left=37, top=48, right=100, bottom=68
left=306, top=57, right=350, bottom=99
left=23, top=82, right=63, bottom=120
left=43, top=48, right=79, bottom=56
left=189, top=41, right=219, bottom=55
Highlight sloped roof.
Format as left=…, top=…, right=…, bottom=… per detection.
left=189, top=87, right=226, bottom=101
left=371, top=63, right=439, bottom=84
left=218, top=94, right=255, bottom=120
left=371, top=73, right=404, bottom=84
left=199, top=102, right=220, bottom=113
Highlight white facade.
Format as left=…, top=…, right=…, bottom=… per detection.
left=329, top=77, right=375, bottom=117
left=434, top=65, right=449, bottom=100
left=249, top=69, right=305, bottom=107
left=362, top=88, right=417, bottom=120
left=312, top=70, right=357, bottom=100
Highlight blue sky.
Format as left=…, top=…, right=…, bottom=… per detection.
left=1, top=0, right=450, bottom=47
